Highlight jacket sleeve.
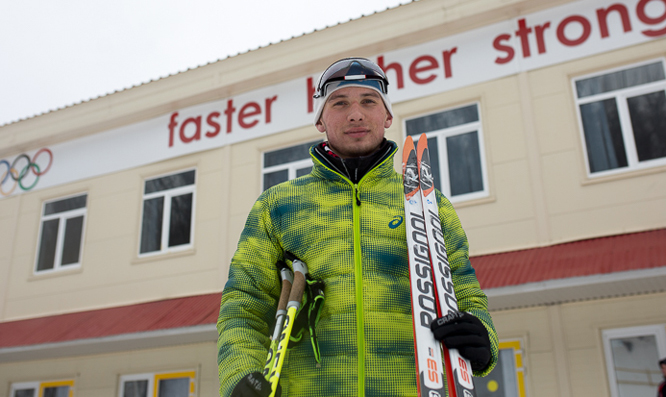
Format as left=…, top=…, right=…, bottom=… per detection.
left=436, top=190, right=499, bottom=377
left=217, top=192, right=284, bottom=396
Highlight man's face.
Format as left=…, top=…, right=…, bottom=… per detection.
left=661, top=363, right=666, bottom=377
left=315, top=86, right=393, bottom=159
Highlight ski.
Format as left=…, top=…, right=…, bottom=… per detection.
left=403, top=135, right=447, bottom=397
left=415, top=133, right=476, bottom=397
left=403, top=134, right=477, bottom=397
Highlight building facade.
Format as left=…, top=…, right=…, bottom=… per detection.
left=1, top=0, right=665, bottom=396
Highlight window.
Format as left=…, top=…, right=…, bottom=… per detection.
left=140, top=169, right=195, bottom=256
left=574, top=59, right=666, bottom=176
left=602, top=324, right=666, bottom=397
left=475, top=340, right=527, bottom=397
left=11, top=380, right=74, bottom=397
left=405, top=103, right=488, bottom=202
left=35, top=194, right=87, bottom=273
left=119, top=371, right=196, bottom=397
left=262, top=140, right=319, bottom=191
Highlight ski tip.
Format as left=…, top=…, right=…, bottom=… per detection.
left=402, top=135, right=415, bottom=166
left=416, top=133, right=427, bottom=166
left=402, top=135, right=419, bottom=199
left=416, top=134, right=435, bottom=196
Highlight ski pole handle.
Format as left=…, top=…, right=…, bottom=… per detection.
left=277, top=267, right=294, bottom=314
left=287, top=259, right=306, bottom=308
left=263, top=262, right=293, bottom=377
left=267, top=255, right=308, bottom=397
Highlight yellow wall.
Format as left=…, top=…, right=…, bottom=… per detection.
left=0, top=342, right=218, bottom=397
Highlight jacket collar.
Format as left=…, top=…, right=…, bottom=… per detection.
left=310, top=139, right=398, bottom=183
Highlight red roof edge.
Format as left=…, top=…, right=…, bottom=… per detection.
left=0, top=292, right=222, bottom=349
left=472, top=228, right=666, bottom=290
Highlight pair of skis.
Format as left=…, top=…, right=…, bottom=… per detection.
left=262, top=256, right=308, bottom=397
left=403, top=134, right=476, bottom=397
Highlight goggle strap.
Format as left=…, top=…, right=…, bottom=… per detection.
left=319, top=79, right=388, bottom=98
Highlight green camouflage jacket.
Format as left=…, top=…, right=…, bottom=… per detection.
left=217, top=140, right=498, bottom=396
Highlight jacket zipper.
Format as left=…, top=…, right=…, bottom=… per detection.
left=310, top=146, right=398, bottom=397
left=352, top=183, right=365, bottom=397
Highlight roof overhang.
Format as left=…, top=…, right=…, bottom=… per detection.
left=0, top=324, right=217, bottom=363
left=485, top=266, right=666, bottom=311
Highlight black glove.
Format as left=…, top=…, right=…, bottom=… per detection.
left=230, top=372, right=281, bottom=397
left=431, top=312, right=491, bottom=372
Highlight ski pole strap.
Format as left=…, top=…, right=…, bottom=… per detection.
left=290, top=277, right=325, bottom=361
left=307, top=278, right=325, bottom=364
left=284, top=251, right=325, bottom=364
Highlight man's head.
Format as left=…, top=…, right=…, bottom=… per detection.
left=313, top=57, right=393, bottom=158
left=660, top=357, right=666, bottom=377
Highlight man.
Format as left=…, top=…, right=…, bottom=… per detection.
left=658, top=357, right=666, bottom=397
left=217, top=58, right=498, bottom=397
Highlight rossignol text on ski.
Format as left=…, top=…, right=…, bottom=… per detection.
left=403, top=133, right=477, bottom=397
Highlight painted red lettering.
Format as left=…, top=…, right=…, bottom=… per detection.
left=168, top=95, right=276, bottom=145
left=265, top=96, right=277, bottom=123
left=535, top=22, right=551, bottom=54
left=557, top=15, right=592, bottom=46
left=168, top=112, right=179, bottom=147
left=307, top=77, right=315, bottom=113
left=205, top=112, right=221, bottom=138
left=493, top=34, right=514, bottom=64
left=377, top=56, right=405, bottom=89
left=224, top=99, right=236, bottom=133
left=459, top=357, right=468, bottom=371
left=239, top=102, right=261, bottom=129
left=458, top=357, right=471, bottom=382
left=442, top=47, right=457, bottom=78
left=409, top=55, right=438, bottom=84
left=180, top=116, right=201, bottom=143
left=515, top=18, right=533, bottom=58
left=637, top=0, right=666, bottom=37
left=596, top=4, right=632, bottom=38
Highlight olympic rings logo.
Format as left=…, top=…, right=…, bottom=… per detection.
left=0, top=148, right=53, bottom=197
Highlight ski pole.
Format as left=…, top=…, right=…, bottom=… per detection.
left=267, top=254, right=308, bottom=397
left=263, top=261, right=294, bottom=378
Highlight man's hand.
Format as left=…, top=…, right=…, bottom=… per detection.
left=231, top=372, right=281, bottom=397
left=431, top=312, right=491, bottom=372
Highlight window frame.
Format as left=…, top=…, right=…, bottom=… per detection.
left=138, top=169, right=196, bottom=258
left=572, top=58, right=666, bottom=178
left=34, top=193, right=87, bottom=274
left=261, top=140, right=320, bottom=191
left=11, top=379, right=75, bottom=397
left=474, top=339, right=528, bottom=397
left=602, top=324, right=666, bottom=397
left=499, top=340, right=528, bottom=397
left=403, top=102, right=489, bottom=203
left=118, top=370, right=196, bottom=397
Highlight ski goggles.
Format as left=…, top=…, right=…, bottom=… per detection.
left=313, top=57, right=389, bottom=99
